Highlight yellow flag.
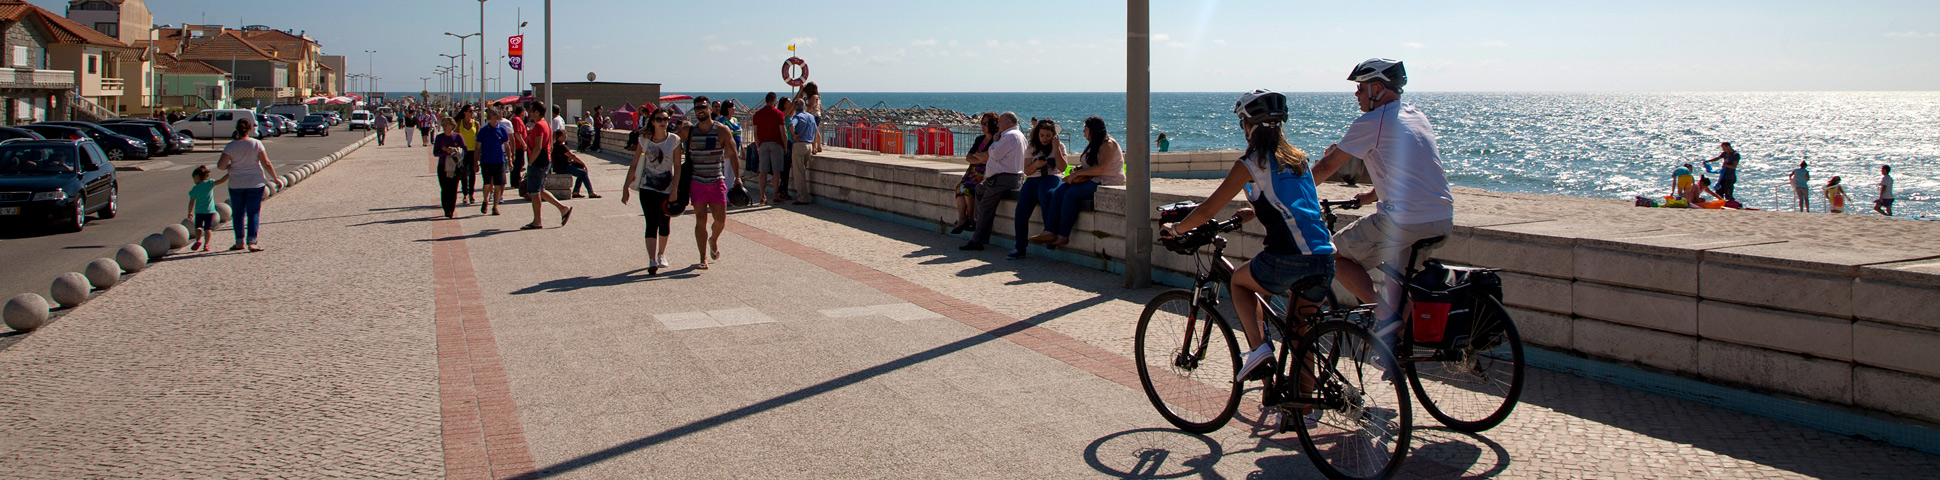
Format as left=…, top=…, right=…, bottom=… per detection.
left=788, top=44, right=795, bottom=52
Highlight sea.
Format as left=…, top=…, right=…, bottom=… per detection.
left=394, top=91, right=1939, bottom=219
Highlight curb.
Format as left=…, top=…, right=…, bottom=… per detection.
left=114, top=160, right=175, bottom=172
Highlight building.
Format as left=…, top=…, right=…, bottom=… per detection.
left=64, top=0, right=157, bottom=116
left=531, top=81, right=661, bottom=122
left=151, top=24, right=341, bottom=108
left=0, top=0, right=130, bottom=123
left=154, top=53, right=228, bottom=110
left=318, top=54, right=343, bottom=97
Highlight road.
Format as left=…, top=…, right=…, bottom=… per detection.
left=0, top=126, right=374, bottom=304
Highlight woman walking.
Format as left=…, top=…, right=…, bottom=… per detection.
left=621, top=110, right=682, bottom=274
left=456, top=105, right=481, bottom=204
left=433, top=117, right=468, bottom=218
left=1011, top=118, right=1069, bottom=259
left=951, top=113, right=998, bottom=235
left=681, top=101, right=740, bottom=269
left=216, top=118, right=280, bottom=252
left=1030, top=116, right=1124, bottom=249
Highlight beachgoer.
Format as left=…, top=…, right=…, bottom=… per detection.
left=1705, top=142, right=1740, bottom=201
left=1310, top=58, right=1455, bottom=345
left=185, top=165, right=228, bottom=252
left=216, top=118, right=280, bottom=252
left=1679, top=177, right=1723, bottom=208
left=1156, top=132, right=1170, bottom=152
left=1161, top=88, right=1336, bottom=384
left=1672, top=163, right=1695, bottom=199
left=1788, top=161, right=1811, bottom=212
left=961, top=112, right=1027, bottom=251
left=434, top=117, right=467, bottom=218
left=788, top=97, right=821, bottom=204
left=752, top=92, right=788, bottom=205
left=680, top=100, right=740, bottom=268
left=1031, top=117, right=1124, bottom=253
left=951, top=113, right=997, bottom=235
left=456, top=105, right=481, bottom=205
left=1825, top=176, right=1850, bottom=214
left=1008, top=118, right=1069, bottom=259
left=622, top=110, right=682, bottom=274
left=1874, top=165, right=1894, bottom=216
left=520, top=102, right=573, bottom=229
left=476, top=107, right=512, bottom=215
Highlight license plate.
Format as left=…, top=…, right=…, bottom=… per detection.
left=0, top=207, right=17, bottom=215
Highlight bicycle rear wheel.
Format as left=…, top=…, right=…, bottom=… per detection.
left=1407, top=295, right=1525, bottom=432
left=1293, top=322, right=1411, bottom=480
left=1135, top=289, right=1243, bottom=434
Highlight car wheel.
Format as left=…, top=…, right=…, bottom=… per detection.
left=106, top=147, right=124, bottom=161
left=63, top=201, right=85, bottom=232
left=97, top=184, right=118, bottom=219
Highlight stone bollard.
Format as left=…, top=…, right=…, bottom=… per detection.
left=163, top=224, right=190, bottom=249
left=180, top=217, right=195, bottom=230
left=83, top=258, right=119, bottom=289
left=141, top=233, right=169, bottom=260
left=50, top=272, right=90, bottom=307
left=3, top=293, right=49, bottom=331
left=116, top=244, right=148, bottom=273
left=216, top=203, right=232, bottom=224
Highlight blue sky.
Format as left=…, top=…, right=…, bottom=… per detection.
left=38, top=0, right=1940, bottom=92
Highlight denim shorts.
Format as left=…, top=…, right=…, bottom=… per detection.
left=1247, top=251, right=1336, bottom=302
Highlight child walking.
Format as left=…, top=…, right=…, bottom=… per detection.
left=185, top=166, right=227, bottom=252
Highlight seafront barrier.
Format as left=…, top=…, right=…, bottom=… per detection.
left=589, top=128, right=1940, bottom=426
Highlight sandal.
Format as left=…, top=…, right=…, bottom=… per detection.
left=561, top=207, right=574, bottom=226
left=520, top=224, right=544, bottom=230
left=696, top=263, right=709, bottom=270
left=247, top=245, right=264, bottom=252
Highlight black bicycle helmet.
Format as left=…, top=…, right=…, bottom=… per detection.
left=1234, top=89, right=1288, bottom=125
left=1348, top=58, right=1407, bottom=93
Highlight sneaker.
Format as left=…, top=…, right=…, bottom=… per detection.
left=1236, top=342, right=1274, bottom=381
left=189, top=241, right=202, bottom=251
left=1005, top=250, right=1026, bottom=260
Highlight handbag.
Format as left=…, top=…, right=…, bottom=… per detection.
left=441, top=149, right=463, bottom=178
left=728, top=180, right=751, bottom=207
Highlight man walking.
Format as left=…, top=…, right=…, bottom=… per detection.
left=750, top=92, right=788, bottom=204
left=962, top=112, right=1027, bottom=251
left=1704, top=142, right=1741, bottom=201
left=373, top=112, right=391, bottom=146
left=520, top=102, right=572, bottom=229
left=789, top=97, right=820, bottom=204
left=476, top=108, right=512, bottom=215
left=1875, top=164, right=1895, bottom=216
left=1788, top=161, right=1811, bottom=212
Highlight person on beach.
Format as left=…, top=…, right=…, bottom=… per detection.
left=216, top=118, right=280, bottom=252
left=788, top=97, right=821, bottom=204
left=1788, top=161, right=1811, bottom=212
left=434, top=117, right=468, bottom=218
left=475, top=108, right=512, bottom=215
left=1671, top=163, right=1695, bottom=200
left=622, top=110, right=682, bottom=274
left=185, top=166, right=228, bottom=252
left=1030, top=116, right=1125, bottom=253
left=456, top=105, right=481, bottom=205
left=1705, top=142, right=1740, bottom=201
left=1161, top=88, right=1336, bottom=386
left=1156, top=132, right=1170, bottom=152
left=1825, top=176, right=1851, bottom=214
left=520, top=102, right=573, bottom=229
left=373, top=112, right=391, bottom=146
left=751, top=92, right=788, bottom=205
left=1874, top=165, right=1894, bottom=216
left=961, top=112, right=1027, bottom=251
left=951, top=113, right=997, bottom=235
left=679, top=100, right=739, bottom=268
left=1311, top=58, right=1455, bottom=346
left=1673, top=177, right=1723, bottom=208
left=1010, top=118, right=1065, bottom=257
left=417, top=111, right=436, bottom=148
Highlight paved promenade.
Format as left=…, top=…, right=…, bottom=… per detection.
left=0, top=140, right=1935, bottom=478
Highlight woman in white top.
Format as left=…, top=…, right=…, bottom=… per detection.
left=216, top=118, right=280, bottom=252
left=621, top=110, right=683, bottom=275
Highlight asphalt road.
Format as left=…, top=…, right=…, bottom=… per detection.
left=0, top=125, right=373, bottom=305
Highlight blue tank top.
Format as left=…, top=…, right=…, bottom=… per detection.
left=1239, top=153, right=1335, bottom=256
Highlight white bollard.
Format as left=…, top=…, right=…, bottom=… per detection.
left=163, top=224, right=190, bottom=249
left=3, top=293, right=49, bottom=331
left=84, top=258, right=119, bottom=289
left=50, top=272, right=90, bottom=307
left=116, top=244, right=148, bottom=273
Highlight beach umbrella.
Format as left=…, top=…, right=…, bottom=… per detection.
left=490, top=95, right=522, bottom=105
left=659, top=94, right=692, bottom=102
left=326, top=96, right=354, bottom=105
left=303, top=96, right=329, bottom=105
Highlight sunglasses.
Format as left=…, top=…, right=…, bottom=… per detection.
left=651, top=117, right=670, bottom=122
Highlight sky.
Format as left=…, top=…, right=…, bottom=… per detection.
left=35, top=0, right=1940, bottom=93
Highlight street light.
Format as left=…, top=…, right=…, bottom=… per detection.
left=477, top=0, right=487, bottom=108
left=445, top=32, right=479, bottom=106
left=438, top=53, right=463, bottom=104
left=364, top=49, right=376, bottom=102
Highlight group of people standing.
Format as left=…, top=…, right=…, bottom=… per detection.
left=952, top=112, right=1126, bottom=260
left=1669, top=142, right=1897, bottom=216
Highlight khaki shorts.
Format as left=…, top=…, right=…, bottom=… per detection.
left=1333, top=210, right=1453, bottom=272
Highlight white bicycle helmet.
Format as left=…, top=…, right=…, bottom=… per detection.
left=1234, top=89, right=1288, bottom=125
left=1348, top=58, right=1407, bottom=93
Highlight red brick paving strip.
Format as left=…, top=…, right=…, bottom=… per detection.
left=433, top=219, right=536, bottom=479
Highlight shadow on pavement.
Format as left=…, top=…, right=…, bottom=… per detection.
left=1083, top=428, right=1226, bottom=479
left=511, top=266, right=699, bottom=295
left=414, top=228, right=518, bottom=243
left=509, top=294, right=1116, bottom=479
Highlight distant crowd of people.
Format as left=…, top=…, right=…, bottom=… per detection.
left=1659, top=142, right=1895, bottom=216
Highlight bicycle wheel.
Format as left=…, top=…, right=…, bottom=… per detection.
left=1293, top=322, right=1411, bottom=480
left=1406, top=295, right=1525, bottom=432
left=1135, top=289, right=1244, bottom=434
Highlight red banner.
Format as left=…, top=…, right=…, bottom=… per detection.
left=508, top=35, right=524, bottom=56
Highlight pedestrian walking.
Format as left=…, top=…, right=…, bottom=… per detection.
left=520, top=103, right=573, bottom=229
left=622, top=109, right=682, bottom=274
left=679, top=100, right=739, bottom=268
left=373, top=112, right=391, bottom=146
left=477, top=107, right=513, bottom=215
left=1011, top=118, right=1068, bottom=259
left=961, top=112, right=1027, bottom=251
left=185, top=166, right=227, bottom=252
left=457, top=105, right=481, bottom=204
left=1705, top=142, right=1740, bottom=201
left=749, top=94, right=788, bottom=205
left=416, top=111, right=435, bottom=148
left=434, top=118, right=468, bottom=218
left=403, top=109, right=417, bottom=147
left=1874, top=165, right=1895, bottom=216
left=508, top=105, right=529, bottom=191
left=216, top=118, right=280, bottom=252
left=1788, top=161, right=1811, bottom=212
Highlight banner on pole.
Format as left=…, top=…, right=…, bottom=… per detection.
left=509, top=35, right=524, bottom=71
left=509, top=56, right=523, bottom=71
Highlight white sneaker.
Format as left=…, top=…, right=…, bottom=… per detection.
left=1236, top=342, right=1274, bottom=381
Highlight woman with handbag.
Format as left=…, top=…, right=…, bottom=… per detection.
left=433, top=117, right=468, bottom=218
left=622, top=110, right=682, bottom=274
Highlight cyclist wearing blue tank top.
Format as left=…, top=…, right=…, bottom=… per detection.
left=1161, top=89, right=1336, bottom=382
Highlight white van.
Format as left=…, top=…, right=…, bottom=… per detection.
left=171, top=109, right=256, bottom=140
left=348, top=110, right=373, bottom=130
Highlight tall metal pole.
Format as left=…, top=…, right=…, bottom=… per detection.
left=478, top=0, right=487, bottom=106
left=544, top=0, right=551, bottom=120
left=1124, top=0, right=1152, bottom=288
left=364, top=50, right=375, bottom=103
left=515, top=8, right=523, bottom=95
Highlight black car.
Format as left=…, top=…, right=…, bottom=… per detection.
left=36, top=121, right=150, bottom=161
left=296, top=114, right=331, bottom=137
left=102, top=119, right=194, bottom=153
left=0, top=139, right=118, bottom=232
left=18, top=124, right=86, bottom=142
left=0, top=126, right=45, bottom=142
left=102, top=123, right=169, bottom=157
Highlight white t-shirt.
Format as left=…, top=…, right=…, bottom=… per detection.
left=633, top=133, right=681, bottom=193
left=1337, top=101, right=1455, bottom=224
left=551, top=115, right=565, bottom=133
left=221, top=138, right=269, bottom=188
left=1881, top=173, right=1894, bottom=200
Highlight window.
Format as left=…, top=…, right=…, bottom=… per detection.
left=86, top=56, right=96, bottom=74
left=214, top=112, right=232, bottom=121
left=237, top=74, right=252, bottom=82
left=93, top=23, right=118, bottom=38
left=10, top=46, right=24, bottom=68
left=190, top=112, right=211, bottom=121
left=76, top=1, right=115, bottom=11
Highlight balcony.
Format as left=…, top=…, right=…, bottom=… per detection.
left=235, top=86, right=295, bottom=99
left=0, top=68, right=77, bottom=90
left=99, top=77, right=123, bottom=94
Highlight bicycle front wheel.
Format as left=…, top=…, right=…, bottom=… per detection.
left=1407, top=295, right=1525, bottom=432
left=1135, top=289, right=1243, bottom=434
left=1293, top=322, right=1411, bottom=480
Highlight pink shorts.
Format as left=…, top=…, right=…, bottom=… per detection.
left=689, top=179, right=728, bottom=206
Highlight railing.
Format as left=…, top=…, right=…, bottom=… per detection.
left=0, top=68, right=76, bottom=89
left=70, top=94, right=116, bottom=122
left=235, top=87, right=294, bottom=99
left=826, top=124, right=1072, bottom=158
left=99, top=77, right=124, bottom=93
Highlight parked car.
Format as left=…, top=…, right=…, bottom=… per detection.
left=321, top=111, right=342, bottom=125
left=0, top=126, right=45, bottom=142
left=17, top=124, right=85, bottom=142
left=171, top=108, right=256, bottom=140
left=101, top=119, right=194, bottom=153
left=272, top=114, right=298, bottom=134
left=254, top=114, right=285, bottom=137
left=347, top=110, right=373, bottom=130
left=35, top=121, right=149, bottom=161
left=296, top=114, right=331, bottom=137
left=0, top=139, right=118, bottom=232
left=101, top=123, right=169, bottom=157
left=266, top=104, right=310, bottom=121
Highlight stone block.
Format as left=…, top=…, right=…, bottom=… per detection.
left=1500, top=272, right=1572, bottom=315
left=1699, top=340, right=1853, bottom=405
left=1504, top=306, right=1571, bottom=349
left=1573, top=246, right=1699, bottom=295
left=1697, top=300, right=1852, bottom=361
left=1854, top=259, right=1940, bottom=331
left=1852, top=321, right=1940, bottom=378
left=1572, top=281, right=1697, bottom=335
left=1854, top=366, right=1940, bottom=424
left=1700, top=243, right=1933, bottom=317
left=1572, top=316, right=1697, bottom=374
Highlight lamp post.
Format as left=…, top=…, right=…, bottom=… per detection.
left=544, top=0, right=551, bottom=117
left=516, top=8, right=526, bottom=96
left=438, top=53, right=462, bottom=105
left=1125, top=0, right=1151, bottom=287
left=364, top=50, right=376, bottom=103
left=478, top=0, right=487, bottom=108
left=445, top=32, right=479, bottom=106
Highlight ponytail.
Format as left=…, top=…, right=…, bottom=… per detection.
left=1245, top=121, right=1308, bottom=175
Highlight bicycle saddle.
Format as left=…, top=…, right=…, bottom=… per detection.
left=1412, top=236, right=1447, bottom=252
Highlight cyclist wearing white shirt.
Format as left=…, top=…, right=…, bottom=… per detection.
left=1311, top=58, right=1455, bottom=342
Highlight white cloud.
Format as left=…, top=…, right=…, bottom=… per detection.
left=1213, top=39, right=1226, bottom=44
left=790, top=37, right=817, bottom=47
left=1479, top=40, right=1508, bottom=47
left=738, top=40, right=753, bottom=46
left=948, top=40, right=959, bottom=47
left=1031, top=58, right=1043, bottom=64
left=912, top=38, right=938, bottom=46
left=937, top=50, right=951, bottom=57
left=1401, top=42, right=1425, bottom=48
left=1166, top=41, right=1187, bottom=48
left=1153, top=33, right=1171, bottom=42
left=867, top=49, right=907, bottom=65
left=1885, top=31, right=1937, bottom=38
left=707, top=44, right=728, bottom=52
left=1028, top=38, right=1041, bottom=46
left=831, top=46, right=862, bottom=55
left=961, top=51, right=981, bottom=58
left=703, top=34, right=719, bottom=41
left=987, top=40, right=1001, bottom=47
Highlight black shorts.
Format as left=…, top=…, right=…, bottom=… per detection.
left=481, top=163, right=507, bottom=185
left=193, top=213, right=216, bottom=232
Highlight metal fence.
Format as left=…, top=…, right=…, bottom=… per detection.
left=824, top=124, right=1071, bottom=158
